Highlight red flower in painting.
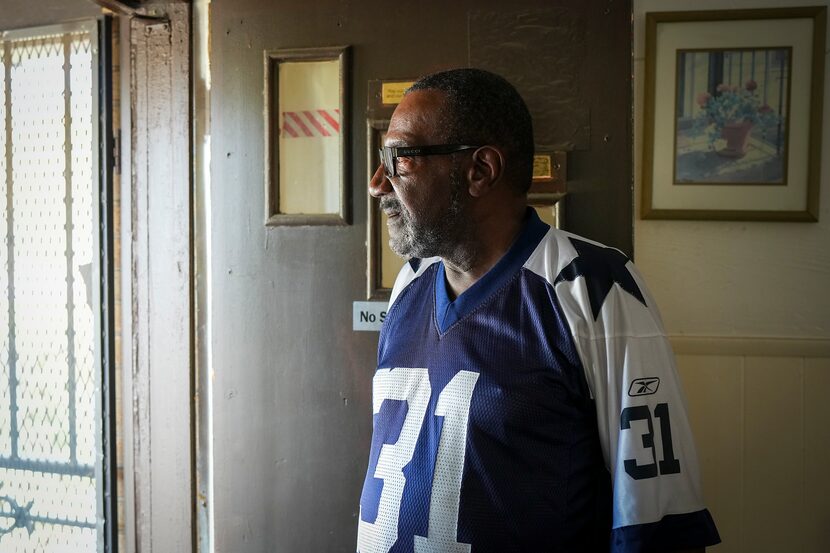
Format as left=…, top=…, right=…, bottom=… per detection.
left=696, top=92, right=712, bottom=107
left=694, top=82, right=780, bottom=148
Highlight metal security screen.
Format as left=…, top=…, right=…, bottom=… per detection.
left=0, top=20, right=109, bottom=552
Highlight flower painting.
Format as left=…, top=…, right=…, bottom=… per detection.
left=674, top=48, right=790, bottom=185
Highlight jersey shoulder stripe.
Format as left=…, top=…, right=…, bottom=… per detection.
left=388, top=256, right=440, bottom=309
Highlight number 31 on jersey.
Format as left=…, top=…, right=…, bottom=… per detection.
left=358, top=368, right=479, bottom=553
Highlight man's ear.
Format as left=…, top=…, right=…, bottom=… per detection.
left=467, top=146, right=504, bottom=198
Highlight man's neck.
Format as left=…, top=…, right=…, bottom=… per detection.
left=441, top=203, right=527, bottom=300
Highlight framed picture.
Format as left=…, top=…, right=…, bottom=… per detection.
left=642, top=7, right=825, bottom=221
left=365, top=79, right=417, bottom=299
left=366, top=119, right=397, bottom=299
left=264, top=46, right=350, bottom=225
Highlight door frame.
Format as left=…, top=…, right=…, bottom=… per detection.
left=117, top=3, right=195, bottom=552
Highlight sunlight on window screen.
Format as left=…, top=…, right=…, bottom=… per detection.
left=0, top=27, right=100, bottom=553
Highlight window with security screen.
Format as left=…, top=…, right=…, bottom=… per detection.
left=0, top=19, right=115, bottom=552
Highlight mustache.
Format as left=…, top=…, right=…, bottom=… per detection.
left=380, top=196, right=402, bottom=213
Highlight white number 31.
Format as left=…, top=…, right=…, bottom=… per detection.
left=357, top=368, right=480, bottom=553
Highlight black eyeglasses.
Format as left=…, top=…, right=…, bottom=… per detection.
left=378, top=144, right=480, bottom=177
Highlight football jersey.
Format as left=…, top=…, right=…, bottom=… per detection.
left=357, top=208, right=720, bottom=552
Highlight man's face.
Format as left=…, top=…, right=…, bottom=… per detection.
left=373, top=90, right=469, bottom=260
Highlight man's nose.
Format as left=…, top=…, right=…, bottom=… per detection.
left=369, top=163, right=392, bottom=198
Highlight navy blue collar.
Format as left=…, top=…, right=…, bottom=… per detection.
left=434, top=207, right=550, bottom=334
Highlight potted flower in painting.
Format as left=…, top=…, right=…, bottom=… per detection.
left=694, top=79, right=779, bottom=158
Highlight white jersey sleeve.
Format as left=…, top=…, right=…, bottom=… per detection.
left=528, top=229, right=719, bottom=551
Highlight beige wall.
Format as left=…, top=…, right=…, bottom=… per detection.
left=633, top=1, right=830, bottom=551
left=676, top=347, right=830, bottom=552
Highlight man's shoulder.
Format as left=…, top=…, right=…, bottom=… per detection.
left=388, top=256, right=440, bottom=307
left=524, top=228, right=657, bottom=333
left=523, top=227, right=626, bottom=284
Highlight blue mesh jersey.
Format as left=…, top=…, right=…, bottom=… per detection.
left=357, top=208, right=720, bottom=553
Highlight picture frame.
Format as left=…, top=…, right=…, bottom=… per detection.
left=367, top=119, right=396, bottom=300
left=264, top=46, right=350, bottom=225
left=365, top=79, right=418, bottom=300
left=642, top=7, right=825, bottom=221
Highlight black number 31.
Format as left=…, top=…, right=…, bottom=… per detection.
left=620, top=402, right=681, bottom=480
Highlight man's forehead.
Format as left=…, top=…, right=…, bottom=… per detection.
left=385, top=89, right=447, bottom=146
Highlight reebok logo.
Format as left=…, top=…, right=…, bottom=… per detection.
left=628, top=377, right=660, bottom=396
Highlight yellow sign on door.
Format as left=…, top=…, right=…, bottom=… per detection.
left=381, top=81, right=416, bottom=105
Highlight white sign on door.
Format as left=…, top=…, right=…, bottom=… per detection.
left=353, top=301, right=388, bottom=331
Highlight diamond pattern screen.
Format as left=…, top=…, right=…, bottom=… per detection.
left=0, top=23, right=103, bottom=552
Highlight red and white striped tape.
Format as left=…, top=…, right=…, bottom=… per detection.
left=282, top=109, right=340, bottom=138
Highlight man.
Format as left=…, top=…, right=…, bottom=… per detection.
left=357, top=68, right=720, bottom=553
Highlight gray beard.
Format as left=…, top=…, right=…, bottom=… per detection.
left=381, top=168, right=473, bottom=268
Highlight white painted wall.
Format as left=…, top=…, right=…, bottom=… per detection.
left=633, top=0, right=830, bottom=339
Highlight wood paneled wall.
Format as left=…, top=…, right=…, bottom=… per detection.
left=675, top=340, right=830, bottom=552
